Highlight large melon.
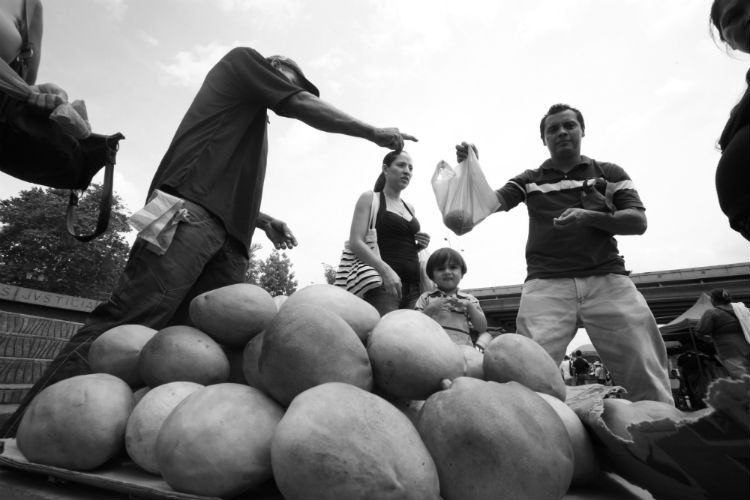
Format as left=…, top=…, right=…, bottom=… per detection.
left=483, top=333, right=566, bottom=400
left=189, top=283, right=276, bottom=347
left=156, top=383, right=283, bottom=497
left=389, top=398, right=426, bottom=427
left=536, top=392, right=599, bottom=485
left=125, top=381, right=204, bottom=474
left=259, top=303, right=372, bottom=406
left=241, top=331, right=266, bottom=391
left=16, top=374, right=134, bottom=471
left=138, top=325, right=229, bottom=387
left=88, top=324, right=157, bottom=387
left=417, top=377, right=574, bottom=500
left=280, top=284, right=380, bottom=342
left=271, top=382, right=440, bottom=500
left=367, top=309, right=466, bottom=400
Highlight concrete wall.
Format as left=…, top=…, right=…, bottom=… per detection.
left=0, top=283, right=99, bottom=323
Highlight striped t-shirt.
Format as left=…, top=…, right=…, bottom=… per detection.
left=496, top=156, right=644, bottom=281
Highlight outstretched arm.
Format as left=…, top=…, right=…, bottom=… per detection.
left=275, top=91, right=417, bottom=150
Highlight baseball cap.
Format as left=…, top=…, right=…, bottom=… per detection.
left=267, top=55, right=320, bottom=97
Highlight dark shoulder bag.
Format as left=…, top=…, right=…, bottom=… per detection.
left=0, top=0, right=124, bottom=242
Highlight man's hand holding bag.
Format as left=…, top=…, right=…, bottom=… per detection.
left=432, top=144, right=499, bottom=236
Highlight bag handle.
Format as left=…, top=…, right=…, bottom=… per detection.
left=66, top=133, right=124, bottom=242
left=368, top=190, right=379, bottom=230
left=17, top=0, right=33, bottom=81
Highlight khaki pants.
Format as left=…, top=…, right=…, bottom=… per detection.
left=516, top=274, right=673, bottom=404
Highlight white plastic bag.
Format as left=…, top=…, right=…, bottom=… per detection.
left=431, top=146, right=500, bottom=236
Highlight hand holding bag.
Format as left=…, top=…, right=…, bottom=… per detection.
left=0, top=93, right=125, bottom=242
left=0, top=0, right=124, bottom=242
left=432, top=146, right=500, bottom=236
left=334, top=191, right=382, bottom=297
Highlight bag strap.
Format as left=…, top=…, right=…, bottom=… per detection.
left=14, top=0, right=33, bottom=81
left=368, top=190, right=379, bottom=230
left=66, top=133, right=125, bottom=242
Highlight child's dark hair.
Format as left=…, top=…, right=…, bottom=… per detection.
left=425, top=247, right=467, bottom=280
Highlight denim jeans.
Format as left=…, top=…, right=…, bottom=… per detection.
left=364, top=282, right=421, bottom=317
left=516, top=274, right=673, bottom=404
left=1, top=200, right=248, bottom=437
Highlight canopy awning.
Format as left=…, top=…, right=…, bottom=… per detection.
left=659, top=293, right=713, bottom=336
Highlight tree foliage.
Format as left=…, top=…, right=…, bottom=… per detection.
left=243, top=243, right=263, bottom=285
left=256, top=249, right=297, bottom=297
left=322, top=263, right=336, bottom=285
left=0, top=184, right=131, bottom=300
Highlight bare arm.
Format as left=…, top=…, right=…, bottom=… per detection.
left=276, top=91, right=417, bottom=150
left=467, top=302, right=488, bottom=333
left=553, top=207, right=647, bottom=235
left=349, top=192, right=401, bottom=297
left=24, top=1, right=67, bottom=109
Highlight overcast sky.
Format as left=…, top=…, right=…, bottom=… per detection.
left=1, top=0, right=748, bottom=295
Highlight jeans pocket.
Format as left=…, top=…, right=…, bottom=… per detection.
left=522, top=278, right=543, bottom=294
left=181, top=200, right=215, bottom=226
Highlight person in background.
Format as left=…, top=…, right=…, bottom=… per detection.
left=348, top=150, right=430, bottom=316
left=1, top=47, right=417, bottom=437
left=695, top=288, right=750, bottom=379
left=415, top=247, right=491, bottom=351
left=559, top=354, right=574, bottom=385
left=668, top=369, right=692, bottom=411
left=594, top=361, right=607, bottom=385
left=572, top=350, right=591, bottom=386
left=456, top=105, right=674, bottom=403
left=709, top=0, right=750, bottom=241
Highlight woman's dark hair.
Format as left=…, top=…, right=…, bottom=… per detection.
left=373, top=150, right=407, bottom=192
left=539, top=103, right=585, bottom=142
left=425, top=247, right=467, bottom=280
left=709, top=288, right=732, bottom=305
left=710, top=0, right=725, bottom=41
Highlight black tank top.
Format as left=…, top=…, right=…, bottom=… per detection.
left=375, top=191, right=420, bottom=285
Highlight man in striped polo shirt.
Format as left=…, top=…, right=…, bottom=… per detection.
left=456, top=103, right=673, bottom=404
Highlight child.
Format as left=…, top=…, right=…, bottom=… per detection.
left=415, top=248, right=492, bottom=351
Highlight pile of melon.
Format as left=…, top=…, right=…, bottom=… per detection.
left=16, top=283, right=632, bottom=499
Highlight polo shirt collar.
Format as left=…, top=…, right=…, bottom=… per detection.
left=427, top=289, right=469, bottom=299
left=540, top=155, right=592, bottom=173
